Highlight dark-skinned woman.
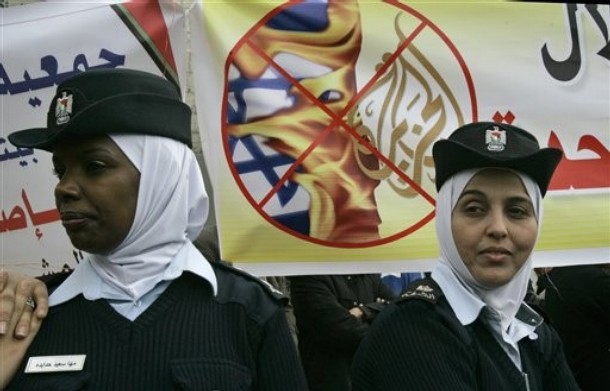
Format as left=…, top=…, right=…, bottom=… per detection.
left=1, top=68, right=307, bottom=390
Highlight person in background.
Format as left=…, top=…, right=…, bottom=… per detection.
left=381, top=272, right=425, bottom=296
left=351, top=122, right=579, bottom=390
left=289, top=273, right=396, bottom=391
left=538, top=264, right=610, bottom=391
left=0, top=68, right=307, bottom=390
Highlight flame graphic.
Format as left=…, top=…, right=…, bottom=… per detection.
left=228, top=2, right=381, bottom=243
left=226, top=3, right=464, bottom=244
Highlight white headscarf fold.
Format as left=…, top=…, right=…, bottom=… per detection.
left=434, top=168, right=541, bottom=331
left=84, top=134, right=209, bottom=300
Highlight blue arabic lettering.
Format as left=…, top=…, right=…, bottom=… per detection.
left=0, top=49, right=125, bottom=95
left=0, top=137, right=34, bottom=162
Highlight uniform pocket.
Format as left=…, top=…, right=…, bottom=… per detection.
left=170, top=357, right=252, bottom=391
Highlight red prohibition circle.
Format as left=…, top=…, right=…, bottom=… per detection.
left=221, top=1, right=477, bottom=248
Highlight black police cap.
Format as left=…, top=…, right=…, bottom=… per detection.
left=432, top=122, right=562, bottom=196
left=8, top=68, right=192, bottom=151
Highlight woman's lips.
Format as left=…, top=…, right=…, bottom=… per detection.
left=479, top=247, right=511, bottom=263
left=60, top=211, right=90, bottom=229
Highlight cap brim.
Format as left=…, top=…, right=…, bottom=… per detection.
left=433, top=140, right=563, bottom=196
left=8, top=94, right=192, bottom=152
left=8, top=127, right=62, bottom=151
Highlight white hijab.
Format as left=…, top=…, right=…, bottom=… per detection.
left=434, top=168, right=542, bottom=331
left=84, top=134, right=209, bottom=300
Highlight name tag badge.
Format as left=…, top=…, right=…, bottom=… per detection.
left=25, top=355, right=86, bottom=373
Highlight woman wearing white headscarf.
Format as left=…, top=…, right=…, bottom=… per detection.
left=2, top=69, right=307, bottom=390
left=351, top=122, right=580, bottom=390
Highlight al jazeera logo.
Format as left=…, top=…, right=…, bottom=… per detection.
left=223, top=2, right=474, bottom=247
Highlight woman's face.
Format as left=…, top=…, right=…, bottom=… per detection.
left=52, top=136, right=140, bottom=254
left=451, top=169, right=538, bottom=288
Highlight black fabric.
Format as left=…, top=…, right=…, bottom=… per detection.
left=541, top=265, right=610, bottom=391
left=8, top=68, right=192, bottom=150
left=289, top=274, right=396, bottom=391
left=433, top=121, right=562, bottom=195
left=351, top=278, right=580, bottom=391
left=8, top=264, right=307, bottom=391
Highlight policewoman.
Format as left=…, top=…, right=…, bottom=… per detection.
left=3, top=68, right=307, bottom=390
left=351, top=122, right=580, bottom=390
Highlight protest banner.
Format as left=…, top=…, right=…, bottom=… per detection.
left=189, top=1, right=609, bottom=275
left=2, top=1, right=608, bottom=277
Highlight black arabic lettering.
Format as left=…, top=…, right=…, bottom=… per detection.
left=35, top=362, right=51, bottom=369
left=542, top=4, right=610, bottom=82
left=586, top=4, right=610, bottom=60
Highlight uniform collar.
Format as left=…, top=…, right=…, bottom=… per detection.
left=49, top=241, right=217, bottom=306
left=432, top=261, right=542, bottom=331
left=432, top=261, right=485, bottom=325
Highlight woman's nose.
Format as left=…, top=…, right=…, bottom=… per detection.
left=485, top=208, right=508, bottom=239
left=54, top=172, right=81, bottom=203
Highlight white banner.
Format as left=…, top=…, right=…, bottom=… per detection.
left=0, top=0, right=188, bottom=276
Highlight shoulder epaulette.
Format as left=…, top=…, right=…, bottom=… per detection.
left=211, top=261, right=288, bottom=303
left=396, top=278, right=443, bottom=305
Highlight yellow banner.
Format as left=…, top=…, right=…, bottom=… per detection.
left=189, top=1, right=609, bottom=275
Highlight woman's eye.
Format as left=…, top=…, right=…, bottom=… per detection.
left=463, top=204, right=485, bottom=214
left=86, top=161, right=107, bottom=173
left=508, top=207, right=530, bottom=218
